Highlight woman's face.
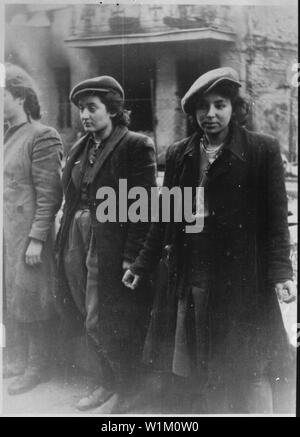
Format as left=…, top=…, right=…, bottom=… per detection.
left=78, top=94, right=115, bottom=135
left=195, top=92, right=233, bottom=136
left=4, top=89, right=24, bottom=122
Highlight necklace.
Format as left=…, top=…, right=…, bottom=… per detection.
left=203, top=143, right=223, bottom=151
left=200, top=137, right=224, bottom=164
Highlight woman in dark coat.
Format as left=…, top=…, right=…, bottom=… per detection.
left=3, top=64, right=63, bottom=394
left=123, top=67, right=296, bottom=414
left=56, top=76, right=156, bottom=411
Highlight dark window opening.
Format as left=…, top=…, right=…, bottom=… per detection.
left=124, top=68, right=155, bottom=136
left=54, top=67, right=71, bottom=130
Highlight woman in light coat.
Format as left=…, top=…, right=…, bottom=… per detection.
left=3, top=64, right=63, bottom=395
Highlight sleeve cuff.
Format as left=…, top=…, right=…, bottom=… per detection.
left=28, top=228, right=48, bottom=242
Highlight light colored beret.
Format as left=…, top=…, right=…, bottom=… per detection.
left=5, top=63, right=37, bottom=91
left=181, top=67, right=241, bottom=114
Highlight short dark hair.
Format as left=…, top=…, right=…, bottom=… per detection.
left=78, top=90, right=131, bottom=127
left=188, top=83, right=250, bottom=132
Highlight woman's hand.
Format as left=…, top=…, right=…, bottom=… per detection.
left=25, top=239, right=43, bottom=266
left=122, top=269, right=141, bottom=290
left=275, top=280, right=297, bottom=303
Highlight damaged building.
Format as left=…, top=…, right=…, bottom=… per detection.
left=5, top=3, right=298, bottom=165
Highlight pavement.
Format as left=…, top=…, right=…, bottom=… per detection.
left=1, top=298, right=297, bottom=417
left=1, top=372, right=92, bottom=416
left=0, top=369, right=172, bottom=416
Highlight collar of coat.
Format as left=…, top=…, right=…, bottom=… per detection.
left=4, top=121, right=28, bottom=144
left=183, top=123, right=247, bottom=162
left=63, top=125, right=128, bottom=187
left=177, top=123, right=248, bottom=187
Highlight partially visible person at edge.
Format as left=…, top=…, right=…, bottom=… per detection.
left=3, top=64, right=63, bottom=395
left=123, top=67, right=296, bottom=414
left=55, top=76, right=156, bottom=412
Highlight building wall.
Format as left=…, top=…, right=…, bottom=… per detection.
left=5, top=4, right=298, bottom=161
left=5, top=23, right=59, bottom=129
left=5, top=6, right=74, bottom=148
left=245, top=6, right=298, bottom=157
left=215, top=5, right=298, bottom=156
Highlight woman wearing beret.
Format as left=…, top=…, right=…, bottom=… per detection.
left=56, top=75, right=156, bottom=411
left=3, top=64, right=63, bottom=394
left=123, top=67, right=296, bottom=413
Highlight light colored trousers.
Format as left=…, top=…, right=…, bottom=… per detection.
left=64, top=209, right=99, bottom=344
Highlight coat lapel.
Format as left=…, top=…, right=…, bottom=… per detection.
left=62, top=134, right=90, bottom=189
left=87, top=125, right=128, bottom=185
left=206, top=124, right=247, bottom=185
left=177, top=133, right=200, bottom=187
left=4, top=122, right=28, bottom=145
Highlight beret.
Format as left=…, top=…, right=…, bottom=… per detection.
left=70, top=75, right=124, bottom=105
left=181, top=67, right=241, bottom=114
left=5, top=63, right=37, bottom=91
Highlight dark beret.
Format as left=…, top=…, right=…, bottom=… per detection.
left=70, top=75, right=124, bottom=105
left=181, top=67, right=241, bottom=114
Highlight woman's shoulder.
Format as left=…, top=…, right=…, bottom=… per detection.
left=29, top=121, right=62, bottom=141
left=240, top=126, right=280, bottom=151
left=125, top=129, right=154, bottom=146
left=166, top=135, right=195, bottom=161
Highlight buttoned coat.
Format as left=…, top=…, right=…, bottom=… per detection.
left=4, top=121, right=63, bottom=323
left=131, top=123, right=294, bottom=383
left=56, top=125, right=157, bottom=374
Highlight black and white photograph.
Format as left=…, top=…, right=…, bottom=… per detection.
left=0, top=0, right=298, bottom=417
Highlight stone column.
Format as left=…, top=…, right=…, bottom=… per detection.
left=155, top=49, right=181, bottom=165
left=222, top=6, right=249, bottom=94
left=67, top=48, right=100, bottom=133
left=69, top=47, right=99, bottom=130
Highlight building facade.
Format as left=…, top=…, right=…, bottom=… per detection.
left=5, top=3, right=298, bottom=165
